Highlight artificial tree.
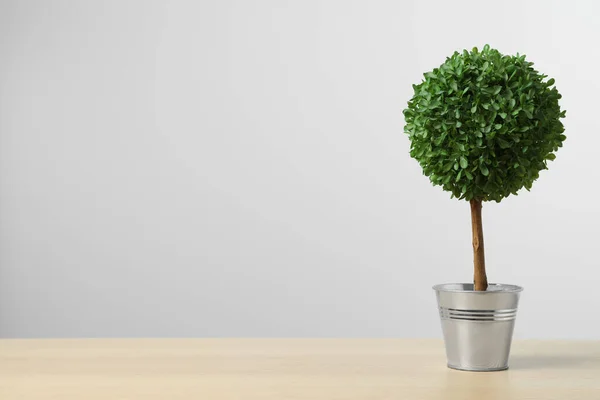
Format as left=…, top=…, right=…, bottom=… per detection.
left=403, top=45, right=565, bottom=291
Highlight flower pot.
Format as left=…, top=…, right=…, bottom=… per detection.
left=433, top=283, right=523, bottom=371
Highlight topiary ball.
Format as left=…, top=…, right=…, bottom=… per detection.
left=403, top=45, right=566, bottom=202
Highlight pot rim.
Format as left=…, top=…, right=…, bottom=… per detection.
left=433, top=283, right=523, bottom=293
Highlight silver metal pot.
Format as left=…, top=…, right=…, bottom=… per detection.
left=433, top=283, right=523, bottom=371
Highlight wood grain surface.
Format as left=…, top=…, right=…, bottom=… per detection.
left=1, top=339, right=599, bottom=399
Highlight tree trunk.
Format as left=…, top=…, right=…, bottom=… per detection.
left=470, top=199, right=488, bottom=291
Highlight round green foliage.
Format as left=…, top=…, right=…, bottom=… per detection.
left=403, top=45, right=566, bottom=202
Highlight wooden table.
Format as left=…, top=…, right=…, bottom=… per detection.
left=1, top=339, right=599, bottom=399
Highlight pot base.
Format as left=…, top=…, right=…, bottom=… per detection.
left=448, top=364, right=508, bottom=372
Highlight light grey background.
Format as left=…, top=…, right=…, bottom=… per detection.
left=0, top=0, right=597, bottom=338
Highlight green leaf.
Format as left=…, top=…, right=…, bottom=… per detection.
left=480, top=163, right=489, bottom=176
left=450, top=81, right=458, bottom=91
left=494, top=124, right=502, bottom=129
left=497, top=138, right=511, bottom=149
left=499, top=112, right=507, bottom=119
left=546, top=153, right=556, bottom=160
left=460, top=157, right=468, bottom=169
left=471, top=105, right=477, bottom=113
